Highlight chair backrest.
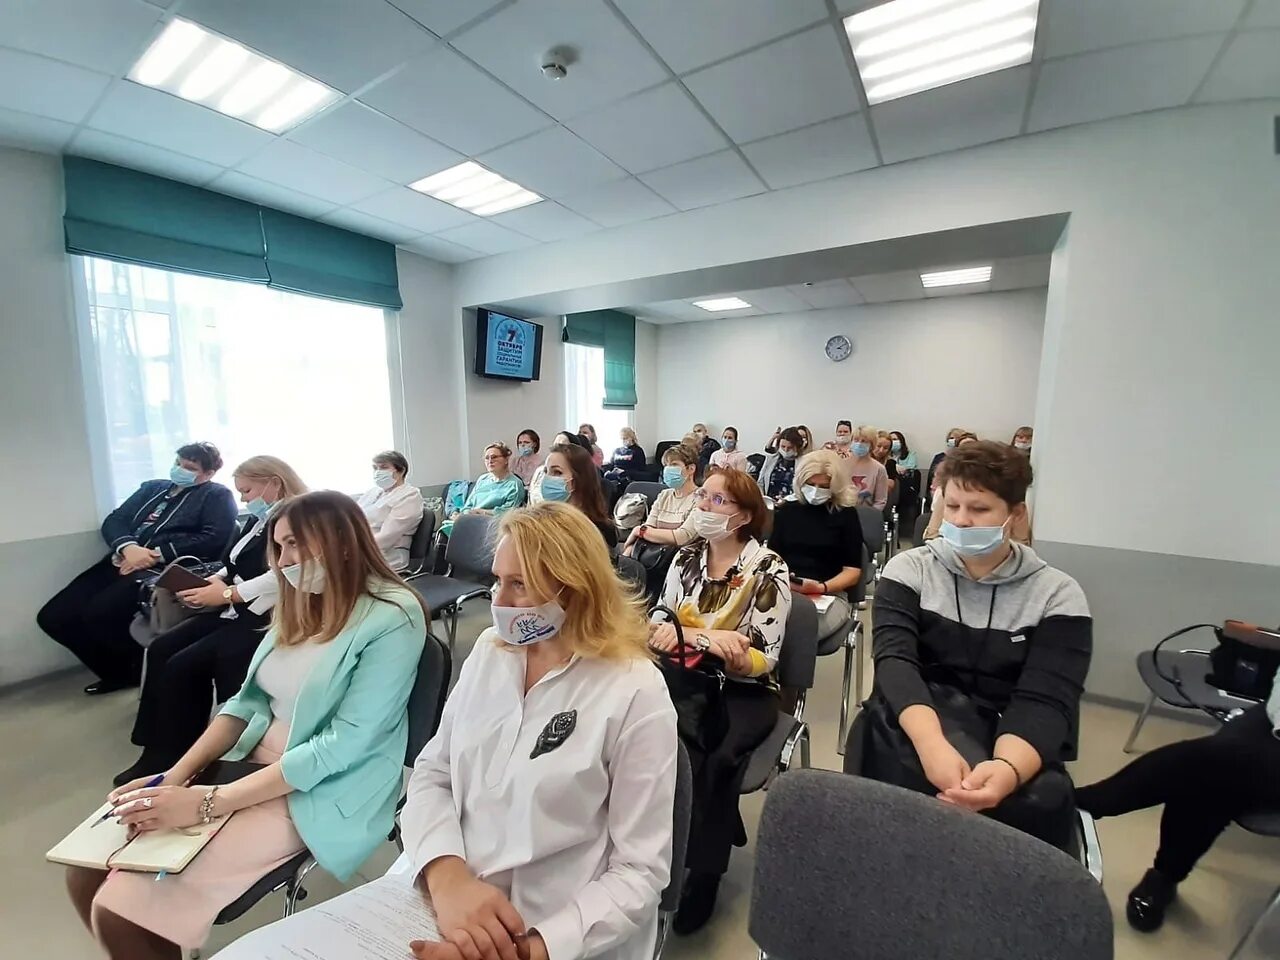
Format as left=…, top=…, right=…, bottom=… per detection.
left=445, top=513, right=496, bottom=581
left=745, top=452, right=766, bottom=478
left=660, top=741, right=694, bottom=912
left=750, top=770, right=1113, bottom=960
left=850, top=544, right=870, bottom=606
left=777, top=594, right=818, bottom=691
left=912, top=512, right=929, bottom=546
left=615, top=554, right=647, bottom=594
left=856, top=505, right=886, bottom=553
left=405, top=629, right=451, bottom=766
left=405, top=510, right=436, bottom=575
left=654, top=440, right=680, bottom=462
left=626, top=480, right=665, bottom=507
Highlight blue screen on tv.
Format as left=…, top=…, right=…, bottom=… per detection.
left=476, top=309, right=542, bottom=381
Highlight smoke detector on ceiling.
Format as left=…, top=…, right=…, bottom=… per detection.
left=541, top=48, right=574, bottom=80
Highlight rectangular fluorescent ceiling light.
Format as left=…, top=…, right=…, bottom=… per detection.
left=127, top=18, right=339, bottom=132
left=409, top=161, right=542, bottom=217
left=693, top=297, right=752, bottom=311
left=844, top=0, right=1039, bottom=105
left=921, top=265, right=992, bottom=287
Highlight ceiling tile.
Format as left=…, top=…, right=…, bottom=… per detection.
left=351, top=187, right=480, bottom=233
left=489, top=201, right=601, bottom=241
left=86, top=82, right=275, bottom=166
left=319, top=208, right=424, bottom=245
left=872, top=66, right=1030, bottom=164
left=566, top=83, right=727, bottom=174
left=69, top=130, right=225, bottom=185
left=849, top=271, right=924, bottom=303
left=1195, top=31, right=1280, bottom=103
left=558, top=178, right=677, bottom=227
left=433, top=221, right=539, bottom=255
left=0, top=0, right=163, bottom=75
left=451, top=0, right=668, bottom=120
left=211, top=171, right=340, bottom=218
left=1045, top=0, right=1247, bottom=59
left=684, top=26, right=858, bottom=143
left=235, top=140, right=394, bottom=205
left=990, top=255, right=1052, bottom=291
left=0, top=108, right=76, bottom=153
left=1246, top=0, right=1280, bottom=27
left=1028, top=36, right=1224, bottom=133
left=478, top=126, right=626, bottom=199
left=401, top=234, right=485, bottom=263
left=638, top=150, right=765, bottom=211
left=289, top=102, right=463, bottom=185
left=736, top=287, right=810, bottom=314
left=388, top=0, right=507, bottom=36
left=180, top=0, right=438, bottom=92
left=360, top=46, right=552, bottom=154
left=0, top=49, right=111, bottom=125
left=614, top=0, right=829, bottom=74
left=791, top=280, right=864, bottom=309
left=741, top=114, right=876, bottom=189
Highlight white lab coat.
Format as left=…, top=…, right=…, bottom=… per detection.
left=356, top=483, right=424, bottom=572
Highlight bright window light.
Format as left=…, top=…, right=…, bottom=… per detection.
left=845, top=0, right=1039, bottom=105
left=920, top=265, right=992, bottom=287
left=410, top=161, right=543, bottom=217
left=127, top=18, right=339, bottom=132
left=693, top=297, right=752, bottom=311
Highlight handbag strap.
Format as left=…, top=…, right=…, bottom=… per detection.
left=651, top=604, right=688, bottom=667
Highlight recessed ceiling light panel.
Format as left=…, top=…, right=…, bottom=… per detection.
left=693, top=297, right=753, bottom=311
left=128, top=18, right=340, bottom=132
left=409, top=162, right=543, bottom=217
left=845, top=0, right=1039, bottom=104
left=920, top=265, right=992, bottom=287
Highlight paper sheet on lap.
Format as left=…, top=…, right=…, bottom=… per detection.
left=211, top=872, right=439, bottom=959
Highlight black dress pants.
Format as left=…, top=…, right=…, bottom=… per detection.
left=684, top=682, right=779, bottom=875
left=37, top=558, right=146, bottom=685
left=131, top=607, right=268, bottom=767
left=1076, top=705, right=1280, bottom=881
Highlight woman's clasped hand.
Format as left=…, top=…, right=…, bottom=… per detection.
left=413, top=855, right=542, bottom=960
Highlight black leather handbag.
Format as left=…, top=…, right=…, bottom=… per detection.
left=631, top=541, right=677, bottom=602
left=651, top=605, right=730, bottom=754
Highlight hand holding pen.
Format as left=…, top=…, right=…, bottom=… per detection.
left=94, top=773, right=166, bottom=827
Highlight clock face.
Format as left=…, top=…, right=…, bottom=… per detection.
left=825, top=334, right=852, bottom=362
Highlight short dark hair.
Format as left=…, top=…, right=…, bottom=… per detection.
left=176, top=441, right=222, bottom=473
left=555, top=429, right=591, bottom=451
left=779, top=427, right=805, bottom=449
left=721, top=425, right=738, bottom=440
left=707, top=466, right=769, bottom=542
left=937, top=440, right=1033, bottom=506
left=517, top=428, right=541, bottom=452
left=373, top=450, right=409, bottom=475
left=836, top=419, right=852, bottom=430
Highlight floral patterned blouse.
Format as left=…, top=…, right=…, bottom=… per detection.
left=658, top=538, right=792, bottom=687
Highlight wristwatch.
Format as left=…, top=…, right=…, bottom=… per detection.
left=222, top=586, right=235, bottom=602
left=694, top=633, right=711, bottom=652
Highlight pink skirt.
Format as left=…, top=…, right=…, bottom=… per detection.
left=93, top=720, right=307, bottom=949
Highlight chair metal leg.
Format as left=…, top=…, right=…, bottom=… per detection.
left=1123, top=691, right=1157, bottom=753
left=284, top=857, right=319, bottom=917
left=447, top=605, right=459, bottom=655
left=1077, top=809, right=1104, bottom=884
left=799, top=726, right=811, bottom=770
left=653, top=911, right=672, bottom=959
left=837, top=620, right=864, bottom=757
left=1229, top=883, right=1280, bottom=960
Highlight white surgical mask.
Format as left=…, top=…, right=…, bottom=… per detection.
left=282, top=560, right=327, bottom=594
left=492, top=599, right=566, bottom=646
left=802, top=485, right=832, bottom=505
left=693, top=508, right=739, bottom=542
left=373, top=468, right=395, bottom=490
left=1014, top=440, right=1032, bottom=451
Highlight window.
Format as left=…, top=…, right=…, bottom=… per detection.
left=563, top=343, right=631, bottom=454
left=77, top=256, right=397, bottom=503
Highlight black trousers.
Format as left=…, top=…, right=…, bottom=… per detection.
left=131, top=607, right=268, bottom=766
left=37, top=558, right=147, bottom=685
left=684, top=682, right=779, bottom=875
left=1076, top=704, right=1280, bottom=882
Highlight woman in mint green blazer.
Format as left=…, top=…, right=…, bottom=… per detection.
left=66, top=491, right=428, bottom=958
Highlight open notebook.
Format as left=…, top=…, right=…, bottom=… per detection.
left=47, top=797, right=232, bottom=873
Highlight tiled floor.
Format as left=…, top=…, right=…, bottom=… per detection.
left=3, top=601, right=1277, bottom=958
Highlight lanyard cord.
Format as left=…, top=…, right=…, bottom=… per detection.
left=953, top=574, right=998, bottom=688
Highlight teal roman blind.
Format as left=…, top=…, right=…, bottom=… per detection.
left=563, top=309, right=637, bottom=409
left=63, top=157, right=403, bottom=309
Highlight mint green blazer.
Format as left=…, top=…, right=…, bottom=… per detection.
left=219, top=584, right=426, bottom=880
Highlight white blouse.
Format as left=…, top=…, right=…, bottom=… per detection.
left=403, top=631, right=678, bottom=960
left=254, top=640, right=328, bottom=724
left=356, top=483, right=424, bottom=572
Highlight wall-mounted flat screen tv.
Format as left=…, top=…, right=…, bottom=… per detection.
left=474, top=308, right=543, bottom=382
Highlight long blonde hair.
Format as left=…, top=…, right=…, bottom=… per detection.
left=795, top=449, right=858, bottom=508
left=497, top=502, right=650, bottom=661
left=233, top=455, right=308, bottom=499
left=268, top=491, right=427, bottom=646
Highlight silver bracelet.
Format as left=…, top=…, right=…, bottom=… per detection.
left=199, top=785, right=220, bottom=824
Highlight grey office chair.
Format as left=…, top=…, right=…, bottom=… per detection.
left=615, top=554, right=647, bottom=594
left=405, top=513, right=496, bottom=653
left=911, top=511, right=930, bottom=547
left=823, top=547, right=870, bottom=756
left=1230, top=808, right=1280, bottom=960
left=749, top=771, right=1113, bottom=960
left=855, top=505, right=886, bottom=583
left=403, top=508, right=437, bottom=577
left=655, top=742, right=693, bottom=959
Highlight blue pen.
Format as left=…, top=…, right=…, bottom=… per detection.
left=92, top=773, right=166, bottom=827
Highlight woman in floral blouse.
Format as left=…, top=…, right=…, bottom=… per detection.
left=650, top=467, right=792, bottom=935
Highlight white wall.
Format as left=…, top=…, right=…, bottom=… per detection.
left=653, top=290, right=1045, bottom=458
left=632, top=319, right=658, bottom=450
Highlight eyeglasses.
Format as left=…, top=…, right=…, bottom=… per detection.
left=694, top=490, right=737, bottom=508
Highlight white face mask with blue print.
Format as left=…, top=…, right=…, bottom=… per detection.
left=492, top=599, right=566, bottom=646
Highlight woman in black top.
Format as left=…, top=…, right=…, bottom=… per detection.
left=114, top=456, right=307, bottom=786
left=609, top=426, right=649, bottom=480
left=768, top=449, right=864, bottom=638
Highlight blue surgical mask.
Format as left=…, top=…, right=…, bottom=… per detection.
left=891, top=440, right=902, bottom=455
left=246, top=497, right=272, bottom=520
left=662, top=465, right=686, bottom=489
left=518, top=445, right=534, bottom=457
left=170, top=464, right=198, bottom=487
left=373, top=468, right=395, bottom=490
left=851, top=441, right=871, bottom=458
left=722, top=437, right=736, bottom=450
left=939, top=519, right=1010, bottom=558
left=539, top=475, right=571, bottom=502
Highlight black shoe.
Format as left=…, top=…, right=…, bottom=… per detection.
left=1126, top=868, right=1178, bottom=932
left=84, top=678, right=136, bottom=696
left=113, top=753, right=163, bottom=788
left=673, top=872, right=720, bottom=935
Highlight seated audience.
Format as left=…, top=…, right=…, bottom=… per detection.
left=533, top=443, right=618, bottom=548
left=528, top=430, right=594, bottom=496
left=858, top=441, right=1091, bottom=852
left=825, top=419, right=854, bottom=459
left=708, top=426, right=748, bottom=472
left=579, top=422, right=605, bottom=467
left=650, top=467, right=791, bottom=933
left=116, top=455, right=308, bottom=787
left=846, top=425, right=889, bottom=509
left=926, top=426, right=967, bottom=496
left=873, top=430, right=899, bottom=495
left=68, top=491, right=428, bottom=959
left=38, top=441, right=238, bottom=695
left=768, top=450, right=863, bottom=638
left=1012, top=425, right=1033, bottom=456
left=609, top=427, right=649, bottom=479
left=690, top=422, right=721, bottom=475
left=441, top=442, right=523, bottom=537
left=623, top=442, right=700, bottom=554
left=889, top=430, right=917, bottom=472
left=1076, top=688, right=1280, bottom=932
left=356, top=450, right=424, bottom=572
left=890, top=429, right=922, bottom=533
left=924, top=436, right=1032, bottom=544
left=511, top=429, right=545, bottom=486
left=757, top=427, right=805, bottom=502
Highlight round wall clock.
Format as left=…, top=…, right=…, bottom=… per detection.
left=825, top=334, right=852, bottom=362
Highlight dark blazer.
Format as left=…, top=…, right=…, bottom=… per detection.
left=101, top=479, right=238, bottom=563
left=224, top=516, right=268, bottom=583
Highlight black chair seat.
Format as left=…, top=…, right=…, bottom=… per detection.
left=1236, top=808, right=1280, bottom=836
left=816, top=631, right=844, bottom=657
left=741, top=714, right=802, bottom=794
left=216, top=850, right=311, bottom=925
left=409, top=575, right=490, bottom=617
left=1135, top=650, right=1259, bottom=715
